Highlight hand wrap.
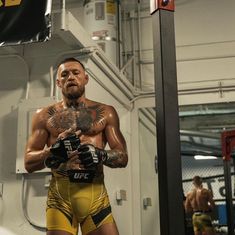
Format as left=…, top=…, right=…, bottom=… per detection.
left=45, top=134, right=80, bottom=169
left=77, top=144, right=108, bottom=168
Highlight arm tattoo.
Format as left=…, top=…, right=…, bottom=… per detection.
left=104, top=150, right=127, bottom=168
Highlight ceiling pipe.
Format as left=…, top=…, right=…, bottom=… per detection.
left=180, top=130, right=220, bottom=139
left=179, top=109, right=235, bottom=117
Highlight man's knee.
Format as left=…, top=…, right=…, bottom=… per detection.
left=87, top=222, right=119, bottom=235
left=47, top=230, right=74, bottom=235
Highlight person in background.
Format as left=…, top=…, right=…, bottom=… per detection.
left=185, top=176, right=215, bottom=235
left=24, top=57, right=128, bottom=235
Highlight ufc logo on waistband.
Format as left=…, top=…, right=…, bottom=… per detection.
left=0, top=0, right=22, bottom=7
left=73, top=173, right=89, bottom=180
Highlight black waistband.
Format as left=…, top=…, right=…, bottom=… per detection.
left=194, top=210, right=211, bottom=214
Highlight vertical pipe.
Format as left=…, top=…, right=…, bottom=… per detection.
left=123, top=5, right=128, bottom=66
left=137, top=0, right=142, bottom=89
left=49, top=66, right=54, bottom=97
left=131, top=11, right=137, bottom=87
left=116, top=0, right=121, bottom=69
left=61, top=0, right=66, bottom=30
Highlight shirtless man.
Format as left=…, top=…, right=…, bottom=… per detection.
left=24, top=57, right=128, bottom=235
left=185, top=176, right=215, bottom=235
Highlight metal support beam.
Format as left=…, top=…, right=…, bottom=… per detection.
left=221, top=130, right=235, bottom=235
left=223, top=159, right=235, bottom=235
left=151, top=7, right=185, bottom=235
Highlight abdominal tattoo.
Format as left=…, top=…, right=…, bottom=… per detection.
left=47, top=103, right=105, bottom=133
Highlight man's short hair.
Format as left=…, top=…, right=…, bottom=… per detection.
left=57, top=57, right=85, bottom=70
left=193, top=175, right=202, bottom=186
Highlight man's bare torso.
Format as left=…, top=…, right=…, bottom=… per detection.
left=36, top=99, right=112, bottom=173
left=40, top=99, right=109, bottom=148
left=187, top=188, right=211, bottom=212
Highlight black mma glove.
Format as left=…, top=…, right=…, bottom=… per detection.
left=77, top=144, right=108, bottom=168
left=45, top=134, right=80, bottom=169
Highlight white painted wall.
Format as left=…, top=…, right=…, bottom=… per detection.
left=139, top=115, right=159, bottom=235
left=123, top=0, right=235, bottom=104
left=175, top=0, right=235, bottom=105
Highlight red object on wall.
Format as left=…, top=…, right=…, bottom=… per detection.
left=150, top=0, right=175, bottom=14
left=221, top=130, right=235, bottom=161
left=158, top=0, right=174, bottom=11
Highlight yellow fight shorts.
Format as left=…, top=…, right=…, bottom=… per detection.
left=192, top=212, right=214, bottom=233
left=46, top=173, right=114, bottom=235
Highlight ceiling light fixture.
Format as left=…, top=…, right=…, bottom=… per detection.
left=194, top=155, right=218, bottom=160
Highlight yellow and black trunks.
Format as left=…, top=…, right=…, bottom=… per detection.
left=192, top=212, right=214, bottom=233
left=46, top=173, right=114, bottom=235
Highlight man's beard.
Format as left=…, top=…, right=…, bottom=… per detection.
left=62, top=87, right=85, bottom=100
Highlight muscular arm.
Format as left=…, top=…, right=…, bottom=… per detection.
left=24, top=110, right=51, bottom=173
left=184, top=193, right=193, bottom=213
left=208, top=190, right=215, bottom=210
left=104, top=106, right=128, bottom=168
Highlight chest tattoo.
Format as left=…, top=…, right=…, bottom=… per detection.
left=47, top=104, right=105, bottom=133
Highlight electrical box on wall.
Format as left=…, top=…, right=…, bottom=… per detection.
left=16, top=97, right=57, bottom=174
